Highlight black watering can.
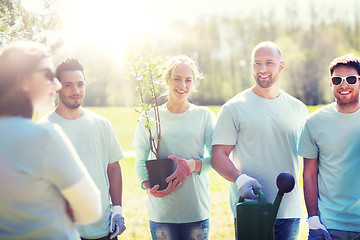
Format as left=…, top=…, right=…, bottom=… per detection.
left=236, top=172, right=295, bottom=240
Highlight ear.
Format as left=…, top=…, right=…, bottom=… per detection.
left=279, top=61, right=285, bottom=71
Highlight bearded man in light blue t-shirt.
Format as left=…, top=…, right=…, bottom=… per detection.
left=41, top=58, right=126, bottom=240
left=211, top=41, right=308, bottom=240
left=299, top=54, right=360, bottom=240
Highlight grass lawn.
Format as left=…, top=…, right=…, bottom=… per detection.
left=86, top=105, right=324, bottom=239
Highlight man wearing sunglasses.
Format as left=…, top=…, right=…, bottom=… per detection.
left=299, top=54, right=360, bottom=240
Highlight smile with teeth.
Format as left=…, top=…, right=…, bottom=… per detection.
left=339, top=90, right=351, bottom=95
left=176, top=89, right=186, bottom=94
left=259, top=75, right=270, bottom=80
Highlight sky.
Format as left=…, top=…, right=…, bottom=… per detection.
left=22, top=0, right=358, bottom=58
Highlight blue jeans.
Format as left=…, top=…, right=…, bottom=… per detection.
left=309, top=229, right=360, bottom=240
left=274, top=218, right=300, bottom=240
left=234, top=218, right=300, bottom=240
left=149, top=219, right=209, bottom=240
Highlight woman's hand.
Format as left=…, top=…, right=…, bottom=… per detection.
left=147, top=179, right=181, bottom=198
left=166, top=155, right=196, bottom=183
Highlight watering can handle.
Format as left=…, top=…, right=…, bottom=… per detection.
left=238, top=189, right=267, bottom=203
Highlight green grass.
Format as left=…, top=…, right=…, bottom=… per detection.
left=87, top=105, right=324, bottom=240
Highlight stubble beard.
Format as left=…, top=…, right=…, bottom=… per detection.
left=335, top=94, right=360, bottom=109
left=59, top=94, right=82, bottom=110
left=255, top=75, right=274, bottom=89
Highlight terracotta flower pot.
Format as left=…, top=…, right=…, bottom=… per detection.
left=145, top=158, right=176, bottom=190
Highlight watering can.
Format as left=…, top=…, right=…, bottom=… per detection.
left=236, top=172, right=295, bottom=240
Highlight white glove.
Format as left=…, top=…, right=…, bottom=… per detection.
left=308, top=215, right=327, bottom=231
left=235, top=174, right=261, bottom=200
left=110, top=205, right=126, bottom=239
left=308, top=215, right=333, bottom=240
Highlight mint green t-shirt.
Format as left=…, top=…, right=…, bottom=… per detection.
left=212, top=89, right=308, bottom=219
left=0, top=117, right=88, bottom=240
left=299, top=103, right=360, bottom=231
left=133, top=104, right=215, bottom=223
left=41, top=109, right=124, bottom=238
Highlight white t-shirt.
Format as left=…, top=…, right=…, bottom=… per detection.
left=0, top=117, right=89, bottom=239
left=299, top=103, right=360, bottom=231
left=41, top=109, right=124, bottom=238
left=213, top=89, right=308, bottom=218
left=133, top=104, right=215, bottom=223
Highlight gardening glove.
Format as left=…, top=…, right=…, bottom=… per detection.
left=235, top=174, right=261, bottom=200
left=147, top=179, right=181, bottom=198
left=110, top=205, right=126, bottom=239
left=166, top=155, right=196, bottom=183
left=308, top=215, right=333, bottom=240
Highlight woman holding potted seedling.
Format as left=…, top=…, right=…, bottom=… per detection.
left=133, top=55, right=215, bottom=240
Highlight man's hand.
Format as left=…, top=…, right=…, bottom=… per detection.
left=308, top=215, right=333, bottom=240
left=110, top=205, right=126, bottom=239
left=235, top=174, right=261, bottom=200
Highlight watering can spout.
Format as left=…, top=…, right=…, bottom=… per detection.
left=236, top=172, right=295, bottom=240
left=266, top=172, right=295, bottom=239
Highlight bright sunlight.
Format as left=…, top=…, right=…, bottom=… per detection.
left=24, top=0, right=168, bottom=58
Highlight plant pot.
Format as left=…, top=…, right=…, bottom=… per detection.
left=145, top=158, right=177, bottom=191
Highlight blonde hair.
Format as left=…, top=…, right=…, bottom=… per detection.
left=165, top=55, right=204, bottom=92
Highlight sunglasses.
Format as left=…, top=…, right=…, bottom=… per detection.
left=32, top=68, right=56, bottom=82
left=331, top=75, right=359, bottom=86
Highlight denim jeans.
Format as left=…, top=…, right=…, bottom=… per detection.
left=81, top=233, right=111, bottom=240
left=274, top=218, right=300, bottom=240
left=149, top=219, right=209, bottom=240
left=329, top=229, right=360, bottom=240
left=309, top=229, right=360, bottom=240
left=234, top=218, right=300, bottom=240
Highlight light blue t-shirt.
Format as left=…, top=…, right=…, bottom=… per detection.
left=212, top=89, right=308, bottom=218
left=298, top=103, right=360, bottom=231
left=0, top=117, right=88, bottom=240
left=133, top=104, right=215, bottom=223
left=41, top=109, right=124, bottom=238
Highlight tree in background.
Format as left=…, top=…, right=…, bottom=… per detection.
left=5, top=0, right=360, bottom=106
left=0, top=0, right=62, bottom=52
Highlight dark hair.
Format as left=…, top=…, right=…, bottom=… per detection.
left=329, top=54, right=360, bottom=75
left=0, top=41, right=50, bottom=118
left=56, top=58, right=85, bottom=82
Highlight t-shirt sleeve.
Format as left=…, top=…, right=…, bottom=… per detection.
left=43, top=124, right=89, bottom=191
left=298, top=120, right=319, bottom=159
left=132, top=115, right=151, bottom=149
left=135, top=147, right=150, bottom=187
left=212, top=104, right=238, bottom=146
left=199, top=110, right=216, bottom=173
left=106, top=120, right=124, bottom=164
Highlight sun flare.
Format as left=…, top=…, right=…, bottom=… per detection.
left=58, top=0, right=164, bottom=57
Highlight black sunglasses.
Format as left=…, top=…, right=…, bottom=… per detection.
left=331, top=75, right=359, bottom=86
left=32, top=68, right=56, bottom=82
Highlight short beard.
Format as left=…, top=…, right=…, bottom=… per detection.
left=63, top=101, right=81, bottom=109
left=255, top=77, right=273, bottom=88
left=59, top=95, right=82, bottom=110
left=336, top=96, right=360, bottom=109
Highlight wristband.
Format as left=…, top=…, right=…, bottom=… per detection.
left=113, top=205, right=123, bottom=215
left=186, top=159, right=196, bottom=172
left=235, top=174, right=252, bottom=189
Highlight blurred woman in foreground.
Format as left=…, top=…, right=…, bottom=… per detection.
left=0, top=41, right=101, bottom=240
